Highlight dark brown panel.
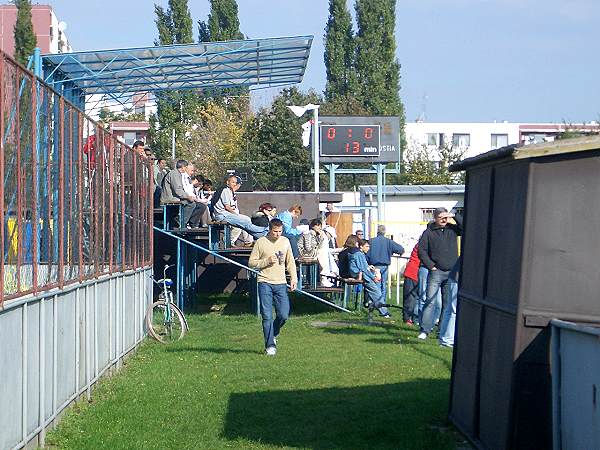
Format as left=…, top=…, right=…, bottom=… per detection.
left=522, top=152, right=600, bottom=321
left=486, top=162, right=529, bottom=306
left=461, top=167, right=493, bottom=299
left=450, top=298, right=483, bottom=436
left=478, top=308, right=516, bottom=450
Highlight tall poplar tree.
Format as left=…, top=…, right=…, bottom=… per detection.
left=354, top=0, right=403, bottom=117
left=197, top=0, right=247, bottom=110
left=151, top=0, right=198, bottom=157
left=13, top=0, right=37, bottom=66
left=198, top=0, right=244, bottom=42
left=323, top=0, right=356, bottom=102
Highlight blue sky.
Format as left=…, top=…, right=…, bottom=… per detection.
left=46, top=0, right=600, bottom=123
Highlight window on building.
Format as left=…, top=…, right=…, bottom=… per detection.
left=421, top=207, right=464, bottom=223
left=452, top=133, right=470, bottom=147
left=123, top=132, right=136, bottom=146
left=134, top=104, right=146, bottom=116
left=491, top=134, right=508, bottom=149
left=426, top=133, right=438, bottom=146
left=421, top=208, right=436, bottom=222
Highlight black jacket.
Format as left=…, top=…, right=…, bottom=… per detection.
left=418, top=214, right=463, bottom=271
left=338, top=247, right=360, bottom=278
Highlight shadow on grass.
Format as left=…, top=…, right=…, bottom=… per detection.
left=221, top=380, right=457, bottom=450
left=409, top=344, right=453, bottom=372
left=187, top=292, right=348, bottom=317
left=165, top=346, right=259, bottom=355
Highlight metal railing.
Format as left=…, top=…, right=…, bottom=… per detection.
left=0, top=52, right=152, bottom=306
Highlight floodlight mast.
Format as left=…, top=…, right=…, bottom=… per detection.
left=287, top=104, right=320, bottom=193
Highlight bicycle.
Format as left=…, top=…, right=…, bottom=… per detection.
left=145, top=264, right=189, bottom=343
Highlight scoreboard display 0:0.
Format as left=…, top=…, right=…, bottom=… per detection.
left=319, top=125, right=381, bottom=157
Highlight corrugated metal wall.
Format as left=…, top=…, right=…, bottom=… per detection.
left=0, top=268, right=152, bottom=450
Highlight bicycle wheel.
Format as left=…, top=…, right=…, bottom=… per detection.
left=145, top=301, right=186, bottom=343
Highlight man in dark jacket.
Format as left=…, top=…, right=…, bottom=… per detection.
left=367, top=225, right=405, bottom=301
left=417, top=207, right=462, bottom=339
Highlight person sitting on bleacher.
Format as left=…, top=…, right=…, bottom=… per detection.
left=190, top=175, right=211, bottom=227
left=298, top=218, right=338, bottom=287
left=251, top=203, right=277, bottom=227
left=212, top=174, right=268, bottom=246
left=298, top=218, right=326, bottom=259
left=160, top=159, right=206, bottom=229
left=338, top=234, right=359, bottom=279
left=276, top=205, right=303, bottom=259
left=349, top=239, right=391, bottom=318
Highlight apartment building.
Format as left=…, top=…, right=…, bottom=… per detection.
left=405, top=121, right=600, bottom=160
left=0, top=4, right=71, bottom=58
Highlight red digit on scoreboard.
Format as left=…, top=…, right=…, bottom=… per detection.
left=327, top=127, right=336, bottom=140
left=364, top=127, right=373, bottom=139
left=352, top=141, right=360, bottom=154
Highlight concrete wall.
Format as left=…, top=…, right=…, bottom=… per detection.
left=0, top=268, right=152, bottom=450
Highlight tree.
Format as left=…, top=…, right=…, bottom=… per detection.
left=13, top=0, right=36, bottom=66
left=198, top=0, right=244, bottom=42
left=245, top=87, right=322, bottom=191
left=98, top=107, right=145, bottom=124
left=354, top=0, right=403, bottom=116
left=398, top=140, right=466, bottom=185
left=181, top=101, right=246, bottom=181
left=197, top=0, right=247, bottom=104
left=150, top=0, right=200, bottom=158
left=324, top=0, right=356, bottom=102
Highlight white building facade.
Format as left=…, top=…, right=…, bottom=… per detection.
left=405, top=121, right=600, bottom=160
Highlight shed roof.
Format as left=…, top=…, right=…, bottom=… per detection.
left=41, top=35, right=313, bottom=94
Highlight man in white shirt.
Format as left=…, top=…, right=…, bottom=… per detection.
left=213, top=175, right=268, bottom=245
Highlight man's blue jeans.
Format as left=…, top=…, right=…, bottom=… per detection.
left=420, top=269, right=451, bottom=334
left=438, top=263, right=459, bottom=346
left=215, top=212, right=268, bottom=239
left=284, top=233, right=300, bottom=259
left=258, top=282, right=290, bottom=349
left=373, top=264, right=388, bottom=301
left=363, top=279, right=390, bottom=316
left=417, top=266, right=440, bottom=325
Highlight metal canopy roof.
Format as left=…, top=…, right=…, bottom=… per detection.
left=360, top=185, right=465, bottom=196
left=41, top=35, right=313, bottom=94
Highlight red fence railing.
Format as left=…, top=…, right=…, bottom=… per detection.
left=0, top=52, right=153, bottom=306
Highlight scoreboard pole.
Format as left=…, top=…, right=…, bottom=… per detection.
left=313, top=106, right=320, bottom=193
left=376, top=163, right=384, bottom=222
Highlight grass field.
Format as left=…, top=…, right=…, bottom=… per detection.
left=46, top=294, right=466, bottom=450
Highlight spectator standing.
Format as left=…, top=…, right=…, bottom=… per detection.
left=417, top=207, right=462, bottom=340
left=154, top=158, right=169, bottom=187
left=402, top=244, right=420, bottom=324
left=349, top=239, right=391, bottom=318
left=438, top=258, right=460, bottom=348
left=276, top=205, right=303, bottom=259
left=367, top=225, right=405, bottom=301
left=153, top=158, right=168, bottom=207
left=132, top=140, right=146, bottom=158
left=212, top=175, right=268, bottom=245
left=248, top=218, right=297, bottom=356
